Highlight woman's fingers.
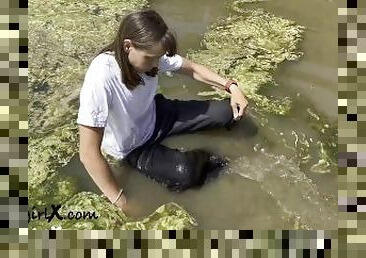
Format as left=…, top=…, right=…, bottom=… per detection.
left=238, top=102, right=246, bottom=117
left=232, top=104, right=239, bottom=120
left=232, top=101, right=248, bottom=121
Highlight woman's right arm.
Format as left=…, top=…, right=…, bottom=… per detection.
left=78, top=124, right=128, bottom=212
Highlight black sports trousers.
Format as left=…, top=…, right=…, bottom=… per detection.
left=123, top=93, right=246, bottom=192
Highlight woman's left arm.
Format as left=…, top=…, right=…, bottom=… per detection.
left=176, top=57, right=249, bottom=121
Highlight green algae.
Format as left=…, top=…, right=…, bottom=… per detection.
left=29, top=0, right=197, bottom=229
left=186, top=7, right=305, bottom=115
left=306, top=110, right=337, bottom=173
left=29, top=0, right=149, bottom=138
left=121, top=202, right=198, bottom=230
left=29, top=193, right=197, bottom=230
left=289, top=109, right=337, bottom=174
left=251, top=106, right=337, bottom=174
left=29, top=0, right=332, bottom=230
left=187, top=1, right=336, bottom=173
left=227, top=0, right=270, bottom=10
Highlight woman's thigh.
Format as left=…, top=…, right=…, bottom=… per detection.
left=167, top=98, right=234, bottom=136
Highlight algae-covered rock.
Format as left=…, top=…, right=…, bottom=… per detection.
left=187, top=7, right=305, bottom=115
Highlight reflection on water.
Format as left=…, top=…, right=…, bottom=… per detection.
left=62, top=0, right=338, bottom=228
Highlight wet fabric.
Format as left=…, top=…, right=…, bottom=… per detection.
left=76, top=52, right=184, bottom=159
left=123, top=93, right=236, bottom=191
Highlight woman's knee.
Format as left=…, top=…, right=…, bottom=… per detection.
left=166, top=153, right=206, bottom=192
left=222, top=100, right=234, bottom=127
left=208, top=99, right=233, bottom=127
left=167, top=164, right=197, bottom=192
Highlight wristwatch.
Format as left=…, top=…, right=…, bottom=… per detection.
left=224, top=79, right=238, bottom=93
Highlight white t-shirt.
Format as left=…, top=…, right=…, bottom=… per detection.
left=76, top=51, right=183, bottom=160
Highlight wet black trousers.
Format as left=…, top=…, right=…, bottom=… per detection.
left=124, top=93, right=236, bottom=192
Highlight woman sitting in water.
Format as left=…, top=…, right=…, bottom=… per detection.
left=77, top=9, right=249, bottom=216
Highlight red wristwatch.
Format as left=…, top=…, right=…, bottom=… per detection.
left=224, top=79, right=238, bottom=93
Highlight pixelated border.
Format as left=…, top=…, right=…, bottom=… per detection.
left=337, top=0, right=366, bottom=256
left=0, top=0, right=28, bottom=257
left=4, top=0, right=361, bottom=257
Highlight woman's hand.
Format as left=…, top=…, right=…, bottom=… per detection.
left=113, top=193, right=142, bottom=218
left=229, top=84, right=249, bottom=121
left=113, top=193, right=128, bottom=212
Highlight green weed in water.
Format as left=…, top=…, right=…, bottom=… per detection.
left=29, top=0, right=197, bottom=229
left=29, top=0, right=330, bottom=229
left=187, top=8, right=305, bottom=115
left=188, top=3, right=336, bottom=173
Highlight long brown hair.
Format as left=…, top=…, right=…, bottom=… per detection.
left=99, top=9, right=178, bottom=90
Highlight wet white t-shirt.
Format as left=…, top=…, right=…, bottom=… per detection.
left=76, top=51, right=183, bottom=160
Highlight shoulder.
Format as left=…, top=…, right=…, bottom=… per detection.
left=159, top=53, right=183, bottom=64
left=159, top=53, right=183, bottom=73
left=85, top=52, right=117, bottom=82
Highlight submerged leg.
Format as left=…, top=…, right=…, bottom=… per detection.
left=125, top=144, right=228, bottom=192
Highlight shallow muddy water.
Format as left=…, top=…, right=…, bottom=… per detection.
left=62, top=0, right=338, bottom=229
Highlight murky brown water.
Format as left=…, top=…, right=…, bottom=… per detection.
left=62, top=0, right=338, bottom=229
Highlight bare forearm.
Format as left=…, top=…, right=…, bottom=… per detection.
left=191, top=63, right=228, bottom=90
left=80, top=153, right=121, bottom=203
